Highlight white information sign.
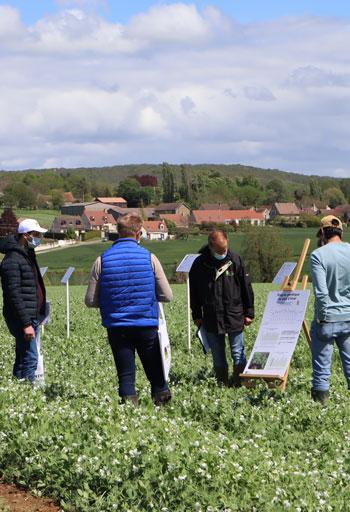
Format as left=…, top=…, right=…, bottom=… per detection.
left=243, top=290, right=310, bottom=378
left=176, top=254, right=200, bottom=351
left=61, top=267, right=75, bottom=338
left=40, top=267, right=48, bottom=278
left=176, top=254, right=199, bottom=273
left=61, top=266, right=75, bottom=284
left=272, top=262, right=297, bottom=285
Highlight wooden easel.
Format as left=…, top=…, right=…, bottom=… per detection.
left=240, top=239, right=311, bottom=391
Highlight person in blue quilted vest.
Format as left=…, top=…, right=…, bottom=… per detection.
left=85, top=213, right=173, bottom=406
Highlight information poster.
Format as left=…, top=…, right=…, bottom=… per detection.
left=272, top=262, right=297, bottom=285
left=243, top=290, right=310, bottom=378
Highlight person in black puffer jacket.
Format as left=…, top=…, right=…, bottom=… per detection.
left=189, top=229, right=254, bottom=387
left=0, top=219, right=47, bottom=382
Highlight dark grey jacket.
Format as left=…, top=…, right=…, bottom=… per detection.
left=0, top=235, right=46, bottom=327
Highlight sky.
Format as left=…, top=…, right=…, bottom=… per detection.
left=1, top=0, right=350, bottom=176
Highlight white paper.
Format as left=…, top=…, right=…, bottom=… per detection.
left=41, top=301, right=51, bottom=326
left=176, top=254, right=200, bottom=273
left=35, top=329, right=45, bottom=386
left=272, top=262, right=297, bottom=285
left=158, top=304, right=171, bottom=381
left=197, top=325, right=211, bottom=354
left=243, top=290, right=310, bottom=378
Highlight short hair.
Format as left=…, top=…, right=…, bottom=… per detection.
left=208, top=229, right=228, bottom=245
left=322, top=227, right=343, bottom=240
left=117, top=213, right=143, bottom=236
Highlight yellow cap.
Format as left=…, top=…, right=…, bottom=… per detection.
left=320, top=215, right=343, bottom=231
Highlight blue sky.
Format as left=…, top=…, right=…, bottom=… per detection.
left=1, top=1, right=350, bottom=174
left=6, top=0, right=350, bottom=25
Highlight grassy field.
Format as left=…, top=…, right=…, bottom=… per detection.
left=1, top=284, right=350, bottom=511
left=15, top=209, right=59, bottom=229
left=37, top=227, right=350, bottom=283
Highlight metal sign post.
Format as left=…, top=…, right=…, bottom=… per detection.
left=176, top=254, right=200, bottom=351
left=61, top=267, right=75, bottom=339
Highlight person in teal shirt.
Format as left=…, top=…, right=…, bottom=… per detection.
left=310, top=215, right=350, bottom=404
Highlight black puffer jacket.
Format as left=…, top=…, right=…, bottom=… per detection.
left=189, top=245, right=254, bottom=334
left=0, top=235, right=46, bottom=327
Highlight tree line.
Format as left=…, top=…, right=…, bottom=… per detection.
left=0, top=163, right=349, bottom=210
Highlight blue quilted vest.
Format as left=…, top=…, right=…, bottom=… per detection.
left=99, top=238, right=158, bottom=328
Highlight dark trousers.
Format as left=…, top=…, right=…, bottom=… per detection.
left=7, top=319, right=39, bottom=383
left=107, top=326, right=169, bottom=397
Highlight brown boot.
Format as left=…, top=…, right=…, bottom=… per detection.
left=214, top=367, right=229, bottom=387
left=153, top=389, right=172, bottom=407
left=121, top=395, right=139, bottom=407
left=231, top=363, right=246, bottom=388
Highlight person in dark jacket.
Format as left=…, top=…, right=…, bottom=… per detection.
left=85, top=213, right=173, bottom=406
left=189, top=230, right=254, bottom=386
left=0, top=219, right=47, bottom=383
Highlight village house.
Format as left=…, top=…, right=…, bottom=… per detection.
left=82, top=211, right=117, bottom=232
left=141, top=220, right=169, bottom=240
left=160, top=213, right=189, bottom=228
left=51, top=215, right=90, bottom=235
left=191, top=210, right=265, bottom=226
left=269, top=202, right=300, bottom=221
left=154, top=202, right=190, bottom=217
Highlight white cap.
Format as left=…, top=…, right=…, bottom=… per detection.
left=18, top=219, right=48, bottom=234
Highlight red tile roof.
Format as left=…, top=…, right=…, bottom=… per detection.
left=274, top=203, right=300, bottom=215
left=95, top=197, right=127, bottom=204
left=83, top=210, right=116, bottom=227
left=192, top=210, right=265, bottom=223
left=143, top=220, right=168, bottom=233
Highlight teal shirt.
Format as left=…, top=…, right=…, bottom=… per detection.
left=310, top=242, right=350, bottom=323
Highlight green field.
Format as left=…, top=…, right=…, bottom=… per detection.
left=15, top=209, right=58, bottom=229
left=37, top=227, right=350, bottom=283
left=1, top=284, right=350, bottom=511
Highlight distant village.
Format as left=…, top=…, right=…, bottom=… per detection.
left=46, top=197, right=348, bottom=241
left=0, top=193, right=348, bottom=242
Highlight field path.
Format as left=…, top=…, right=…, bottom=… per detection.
left=0, top=483, right=60, bottom=512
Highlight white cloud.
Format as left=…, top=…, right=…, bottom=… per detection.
left=0, top=3, right=350, bottom=175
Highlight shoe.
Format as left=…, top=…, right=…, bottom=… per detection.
left=214, top=367, right=229, bottom=387
left=153, top=390, right=172, bottom=406
left=121, top=394, right=139, bottom=406
left=231, top=363, right=246, bottom=388
left=311, top=388, right=329, bottom=405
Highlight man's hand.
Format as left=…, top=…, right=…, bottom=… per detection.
left=244, top=317, right=253, bottom=326
left=194, top=319, right=202, bottom=328
left=23, top=325, right=35, bottom=341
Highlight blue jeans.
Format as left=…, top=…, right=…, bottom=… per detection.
left=206, top=331, right=246, bottom=369
left=107, top=326, right=169, bottom=397
left=7, top=319, right=39, bottom=383
left=311, top=320, right=350, bottom=391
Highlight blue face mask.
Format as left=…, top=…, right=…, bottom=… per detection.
left=213, top=252, right=227, bottom=261
left=27, top=236, right=42, bottom=249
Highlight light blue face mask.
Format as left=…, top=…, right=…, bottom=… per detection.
left=213, top=252, right=227, bottom=261
left=27, top=236, right=42, bottom=249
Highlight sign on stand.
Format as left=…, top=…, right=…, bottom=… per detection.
left=176, top=254, right=200, bottom=351
left=61, top=267, right=75, bottom=338
left=40, top=267, right=48, bottom=278
left=272, top=262, right=297, bottom=286
left=243, top=290, right=310, bottom=379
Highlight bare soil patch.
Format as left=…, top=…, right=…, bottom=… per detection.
left=0, top=484, right=60, bottom=512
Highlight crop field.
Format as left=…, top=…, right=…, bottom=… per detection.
left=1, top=284, right=350, bottom=511
left=37, top=227, right=350, bottom=283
